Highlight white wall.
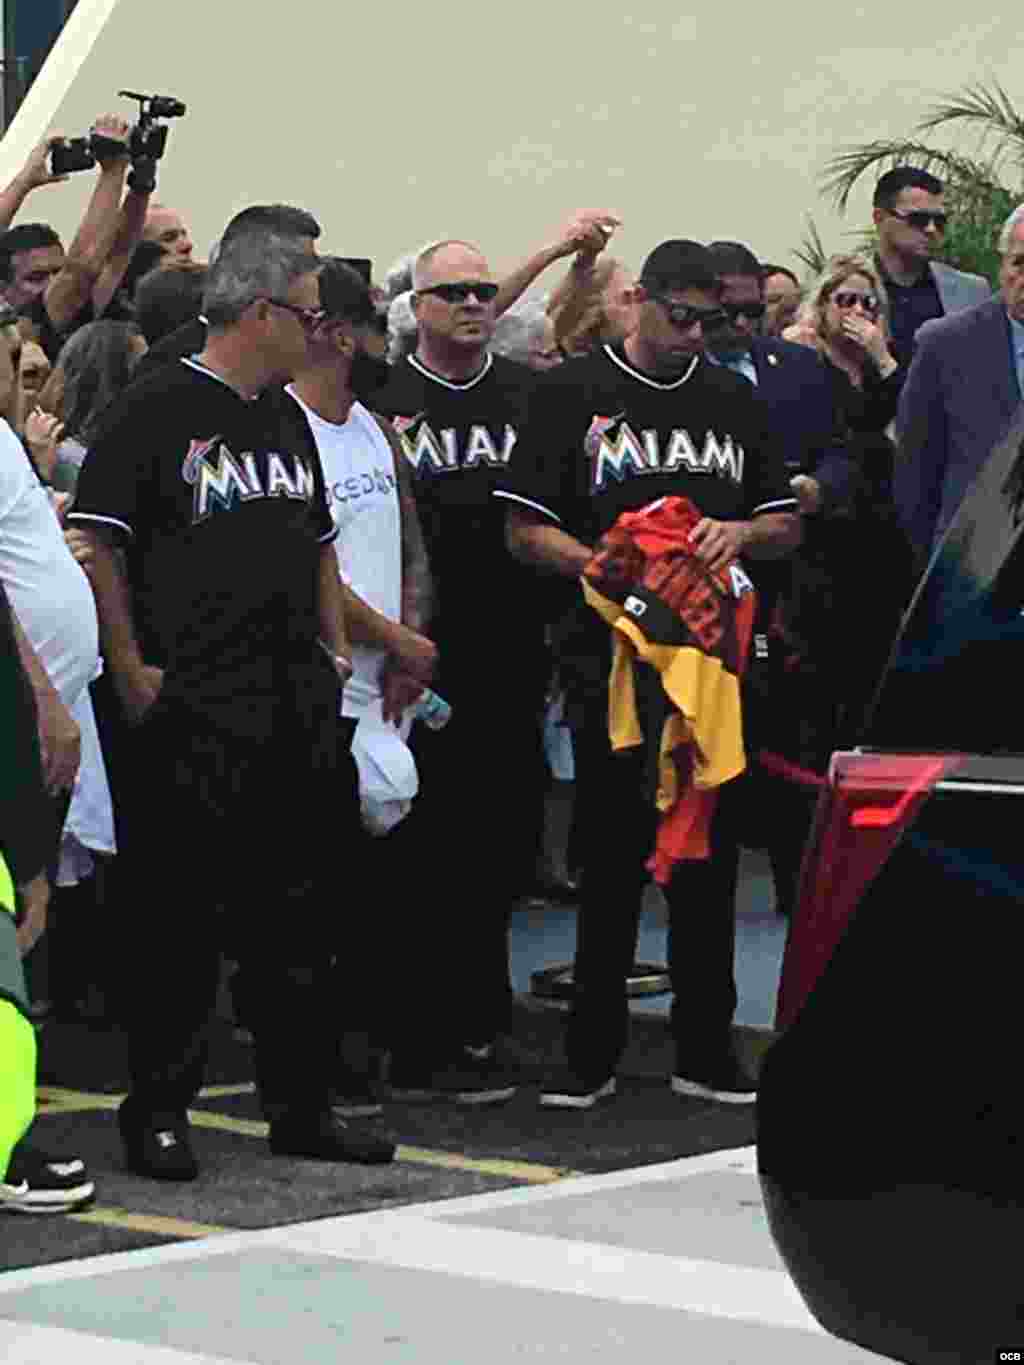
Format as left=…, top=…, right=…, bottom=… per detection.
left=0, top=0, right=1020, bottom=282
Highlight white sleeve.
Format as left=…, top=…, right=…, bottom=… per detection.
left=0, top=421, right=34, bottom=524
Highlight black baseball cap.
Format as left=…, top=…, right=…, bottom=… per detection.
left=639, top=240, right=719, bottom=295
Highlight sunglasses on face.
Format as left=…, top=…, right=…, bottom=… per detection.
left=651, top=296, right=729, bottom=330
left=887, top=208, right=949, bottom=232
left=832, top=290, right=880, bottom=316
left=721, top=301, right=767, bottom=323
left=416, top=281, right=500, bottom=304
left=266, top=298, right=328, bottom=331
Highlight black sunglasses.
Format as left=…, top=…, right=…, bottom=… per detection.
left=417, top=281, right=500, bottom=304
left=887, top=208, right=949, bottom=232
left=832, top=290, right=880, bottom=316
left=721, top=301, right=767, bottom=323
left=266, top=298, right=328, bottom=331
left=651, top=296, right=729, bottom=330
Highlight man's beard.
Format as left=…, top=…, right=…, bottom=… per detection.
left=706, top=326, right=751, bottom=360
left=350, top=347, right=391, bottom=402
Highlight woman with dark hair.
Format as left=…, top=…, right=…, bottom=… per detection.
left=46, top=321, right=147, bottom=492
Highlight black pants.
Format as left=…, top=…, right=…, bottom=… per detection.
left=564, top=711, right=742, bottom=1080
left=382, top=671, right=547, bottom=1071
left=117, top=698, right=350, bottom=1123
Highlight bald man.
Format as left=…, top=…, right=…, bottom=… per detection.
left=375, top=241, right=548, bottom=1104
left=142, top=204, right=194, bottom=261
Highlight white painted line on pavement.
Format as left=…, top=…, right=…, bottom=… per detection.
left=271, top=1212, right=823, bottom=1333
left=0, top=1320, right=242, bottom=1365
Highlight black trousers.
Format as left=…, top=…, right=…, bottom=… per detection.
left=564, top=710, right=742, bottom=1080
left=116, top=696, right=352, bottom=1123
left=381, top=668, right=547, bottom=1071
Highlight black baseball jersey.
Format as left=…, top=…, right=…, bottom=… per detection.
left=68, top=360, right=337, bottom=740
left=375, top=352, right=545, bottom=672
left=495, top=343, right=798, bottom=544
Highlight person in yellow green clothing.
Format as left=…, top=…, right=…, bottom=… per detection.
left=1, top=580, right=94, bottom=1213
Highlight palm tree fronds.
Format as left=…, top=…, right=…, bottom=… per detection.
left=916, top=80, right=1024, bottom=167
left=821, top=140, right=1003, bottom=211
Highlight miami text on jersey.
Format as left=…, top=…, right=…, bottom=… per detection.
left=587, top=417, right=745, bottom=493
left=182, top=438, right=315, bottom=523
left=393, top=415, right=517, bottom=475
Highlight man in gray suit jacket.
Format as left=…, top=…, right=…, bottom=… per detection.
left=895, top=204, right=1024, bottom=564
left=873, top=168, right=990, bottom=369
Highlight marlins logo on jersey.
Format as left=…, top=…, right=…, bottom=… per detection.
left=586, top=416, right=745, bottom=494
left=392, top=412, right=517, bottom=475
left=182, top=437, right=316, bottom=523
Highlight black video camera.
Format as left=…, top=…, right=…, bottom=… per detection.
left=49, top=91, right=186, bottom=189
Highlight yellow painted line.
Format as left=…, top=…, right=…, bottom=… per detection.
left=36, top=1087, right=120, bottom=1114
left=69, top=1205, right=228, bottom=1240
left=186, top=1111, right=576, bottom=1183
left=36, top=1087, right=579, bottom=1186
left=395, top=1145, right=576, bottom=1185
left=187, top=1111, right=267, bottom=1137
left=36, top=1083, right=256, bottom=1114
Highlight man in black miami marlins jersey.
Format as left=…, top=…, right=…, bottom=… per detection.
left=68, top=241, right=394, bottom=1180
left=497, top=240, right=801, bottom=1109
left=375, top=240, right=547, bottom=1104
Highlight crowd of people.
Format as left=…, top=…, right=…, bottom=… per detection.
left=1, top=110, right=1017, bottom=1215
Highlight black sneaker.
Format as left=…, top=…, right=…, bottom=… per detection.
left=390, top=1051, right=518, bottom=1106
left=671, top=1055, right=757, bottom=1105
left=117, top=1100, right=199, bottom=1181
left=539, top=1069, right=616, bottom=1110
left=268, top=1113, right=395, bottom=1165
left=1, top=1144, right=95, bottom=1214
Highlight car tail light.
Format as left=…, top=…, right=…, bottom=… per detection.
left=774, top=752, right=962, bottom=1032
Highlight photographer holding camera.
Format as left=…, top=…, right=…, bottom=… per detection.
left=0, top=97, right=185, bottom=363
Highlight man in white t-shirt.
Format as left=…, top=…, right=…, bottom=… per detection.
left=0, top=316, right=82, bottom=806
left=288, top=258, right=435, bottom=1113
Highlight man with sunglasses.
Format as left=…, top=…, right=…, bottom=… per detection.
left=703, top=241, right=855, bottom=516
left=497, top=240, right=800, bottom=1108
left=374, top=240, right=548, bottom=1105
left=873, top=168, right=989, bottom=368
left=66, top=242, right=395, bottom=1181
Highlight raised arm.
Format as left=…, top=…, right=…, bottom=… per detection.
left=0, top=135, right=69, bottom=232
left=494, top=210, right=620, bottom=319
left=43, top=116, right=132, bottom=331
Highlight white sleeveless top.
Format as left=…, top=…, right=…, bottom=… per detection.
left=286, top=392, right=402, bottom=716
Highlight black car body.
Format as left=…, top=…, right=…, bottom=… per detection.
left=757, top=407, right=1024, bottom=1365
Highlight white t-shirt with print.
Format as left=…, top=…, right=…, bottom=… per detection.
left=0, top=420, right=99, bottom=707
left=286, top=392, right=402, bottom=716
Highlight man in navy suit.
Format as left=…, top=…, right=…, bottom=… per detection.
left=704, top=241, right=853, bottom=513
left=895, top=204, right=1024, bottom=567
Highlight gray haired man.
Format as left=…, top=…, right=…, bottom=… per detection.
left=68, top=241, right=395, bottom=1181
left=895, top=202, right=1024, bottom=564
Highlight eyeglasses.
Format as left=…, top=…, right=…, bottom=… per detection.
left=266, top=298, right=328, bottom=331
left=650, top=296, right=729, bottom=331
left=721, top=301, right=767, bottom=323
left=832, top=290, right=880, bottom=316
left=886, top=208, right=949, bottom=233
left=416, top=281, right=500, bottom=304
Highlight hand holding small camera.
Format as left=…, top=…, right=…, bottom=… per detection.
left=20, top=134, right=71, bottom=190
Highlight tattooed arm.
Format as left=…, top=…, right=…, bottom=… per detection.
left=373, top=414, right=434, bottom=634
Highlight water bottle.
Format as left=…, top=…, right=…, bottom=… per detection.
left=415, top=688, right=452, bottom=730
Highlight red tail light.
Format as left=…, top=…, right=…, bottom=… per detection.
left=775, top=752, right=962, bottom=1032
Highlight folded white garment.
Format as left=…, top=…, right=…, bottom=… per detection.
left=351, top=700, right=418, bottom=836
